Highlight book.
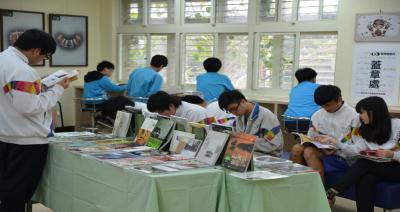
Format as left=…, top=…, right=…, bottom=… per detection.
left=188, top=122, right=207, bottom=141
left=169, top=130, right=196, bottom=153
left=222, top=133, right=257, bottom=172
left=171, top=115, right=189, bottom=132
left=125, top=106, right=145, bottom=136
left=112, top=111, right=133, bottom=137
left=253, top=155, right=292, bottom=168
left=54, top=131, right=96, bottom=138
left=42, top=69, right=79, bottom=87
left=88, top=151, right=137, bottom=160
left=146, top=117, right=175, bottom=149
left=359, top=150, right=393, bottom=162
left=230, top=170, right=288, bottom=181
left=195, top=131, right=230, bottom=165
left=95, top=138, right=132, bottom=146
left=68, top=146, right=112, bottom=153
left=258, top=163, right=316, bottom=175
left=180, top=138, right=203, bottom=158
left=292, top=132, right=337, bottom=149
left=134, top=117, right=158, bottom=145
left=211, top=123, right=234, bottom=134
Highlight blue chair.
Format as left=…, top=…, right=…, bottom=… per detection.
left=324, top=155, right=400, bottom=212
left=281, top=115, right=311, bottom=134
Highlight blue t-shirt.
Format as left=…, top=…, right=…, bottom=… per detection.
left=196, top=72, right=235, bottom=102
left=83, top=76, right=126, bottom=102
left=127, top=67, right=163, bottom=97
left=284, top=81, right=320, bottom=118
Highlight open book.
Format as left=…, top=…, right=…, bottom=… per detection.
left=291, top=132, right=336, bottom=149
left=42, top=69, right=79, bottom=87
left=359, top=150, right=393, bottom=162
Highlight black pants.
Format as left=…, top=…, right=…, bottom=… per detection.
left=332, top=159, right=400, bottom=212
left=0, top=141, right=48, bottom=212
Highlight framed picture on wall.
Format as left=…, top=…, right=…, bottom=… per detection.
left=49, top=14, right=88, bottom=67
left=0, top=9, right=45, bottom=66
left=355, top=12, right=400, bottom=42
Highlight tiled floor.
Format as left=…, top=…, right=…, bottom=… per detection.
left=33, top=198, right=400, bottom=212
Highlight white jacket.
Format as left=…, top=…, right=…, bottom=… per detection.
left=175, top=101, right=208, bottom=123
left=0, top=47, right=64, bottom=145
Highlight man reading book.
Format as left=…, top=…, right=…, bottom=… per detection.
left=218, top=90, right=283, bottom=157
left=290, top=85, right=359, bottom=182
left=0, top=29, right=70, bottom=212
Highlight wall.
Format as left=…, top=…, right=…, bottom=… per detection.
left=0, top=0, right=115, bottom=126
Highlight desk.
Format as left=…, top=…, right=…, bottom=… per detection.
left=34, top=143, right=330, bottom=212
left=34, top=144, right=227, bottom=212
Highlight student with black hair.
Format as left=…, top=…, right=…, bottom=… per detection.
left=147, top=91, right=207, bottom=123
left=0, top=29, right=70, bottom=212
left=180, top=95, right=235, bottom=125
left=290, top=85, right=358, bottom=182
left=196, top=57, right=235, bottom=102
left=218, top=90, right=283, bottom=156
left=127, top=55, right=168, bottom=98
left=284, top=68, right=320, bottom=118
left=318, top=96, right=400, bottom=211
left=83, top=60, right=127, bottom=106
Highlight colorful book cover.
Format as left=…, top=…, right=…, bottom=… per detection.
left=211, top=123, right=234, bottom=134
left=169, top=130, right=196, bottom=153
left=88, top=151, right=136, bottom=160
left=134, top=117, right=158, bottom=145
left=146, top=118, right=175, bottom=149
left=95, top=138, right=131, bottom=146
left=222, top=133, right=257, bottom=172
left=195, top=131, right=230, bottom=165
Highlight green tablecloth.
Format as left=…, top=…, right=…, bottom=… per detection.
left=34, top=144, right=329, bottom=212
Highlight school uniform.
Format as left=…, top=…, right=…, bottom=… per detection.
left=83, top=71, right=126, bottom=104
left=235, top=102, right=283, bottom=157
left=0, top=46, right=64, bottom=212
left=196, top=72, right=234, bottom=102
left=284, top=81, right=320, bottom=118
left=203, top=100, right=235, bottom=126
left=175, top=101, right=208, bottom=123
left=127, top=67, right=163, bottom=98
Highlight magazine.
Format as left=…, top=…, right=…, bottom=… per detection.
left=68, top=146, right=112, bottom=153
left=171, top=115, right=189, bottom=132
left=42, top=69, right=79, bottom=87
left=54, top=131, right=96, bottom=138
left=188, top=122, right=207, bottom=141
left=134, top=117, right=158, bottom=145
left=94, top=138, right=132, bottom=146
left=253, top=155, right=292, bottom=168
left=291, top=132, right=337, bottom=149
left=131, top=164, right=179, bottom=174
left=221, top=133, right=257, bottom=172
left=195, top=130, right=230, bottom=165
left=211, top=123, right=234, bottom=134
left=359, top=150, right=393, bottom=162
left=257, top=163, right=315, bottom=175
left=112, top=111, right=132, bottom=137
left=169, top=130, right=196, bottom=153
left=230, top=170, right=288, bottom=181
left=146, top=117, right=175, bottom=149
left=88, top=151, right=137, bottom=160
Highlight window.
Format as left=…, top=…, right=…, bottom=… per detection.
left=218, top=34, right=248, bottom=89
left=183, top=35, right=214, bottom=84
left=299, top=33, right=337, bottom=85
left=184, top=0, right=212, bottom=23
left=121, top=0, right=143, bottom=24
left=120, top=34, right=174, bottom=83
left=298, top=0, right=338, bottom=21
left=257, top=34, right=295, bottom=89
left=260, top=0, right=277, bottom=22
left=148, top=0, right=174, bottom=24
left=216, top=0, right=249, bottom=23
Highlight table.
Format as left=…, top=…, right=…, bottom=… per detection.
left=34, top=143, right=330, bottom=212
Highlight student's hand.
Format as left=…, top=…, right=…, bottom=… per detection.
left=315, top=135, right=338, bottom=145
left=376, top=149, right=394, bottom=158
left=57, top=77, right=70, bottom=89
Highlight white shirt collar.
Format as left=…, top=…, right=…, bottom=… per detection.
left=8, top=46, right=29, bottom=64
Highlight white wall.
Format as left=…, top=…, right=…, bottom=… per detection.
left=0, top=0, right=116, bottom=126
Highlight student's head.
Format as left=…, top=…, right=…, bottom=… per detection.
left=218, top=90, right=247, bottom=116
left=355, top=96, right=391, bottom=145
left=180, top=95, right=207, bottom=108
left=314, top=85, right=342, bottom=113
left=13, top=29, right=56, bottom=65
left=203, top=57, right=222, bottom=73
left=295, top=68, right=317, bottom=83
left=150, top=55, right=168, bottom=71
left=147, top=91, right=182, bottom=116
left=97, top=61, right=115, bottom=77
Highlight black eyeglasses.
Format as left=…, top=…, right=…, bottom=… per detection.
left=225, top=102, right=241, bottom=114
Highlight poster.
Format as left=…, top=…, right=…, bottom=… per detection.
left=351, top=43, right=400, bottom=106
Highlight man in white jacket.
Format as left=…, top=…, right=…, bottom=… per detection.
left=0, top=29, right=69, bottom=212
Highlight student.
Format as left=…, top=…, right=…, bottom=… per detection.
left=147, top=91, right=207, bottom=123
left=127, top=55, right=168, bottom=98
left=218, top=90, right=283, bottom=157
left=0, top=29, right=70, bottom=212
left=180, top=95, right=235, bottom=125
left=290, top=85, right=359, bottom=182
left=283, top=68, right=320, bottom=132
left=83, top=61, right=126, bottom=107
left=196, top=57, right=235, bottom=102
left=318, top=96, right=400, bottom=211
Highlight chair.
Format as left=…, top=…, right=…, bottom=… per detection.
left=324, top=155, right=400, bottom=212
left=74, top=97, right=105, bottom=132
left=281, top=115, right=312, bottom=134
